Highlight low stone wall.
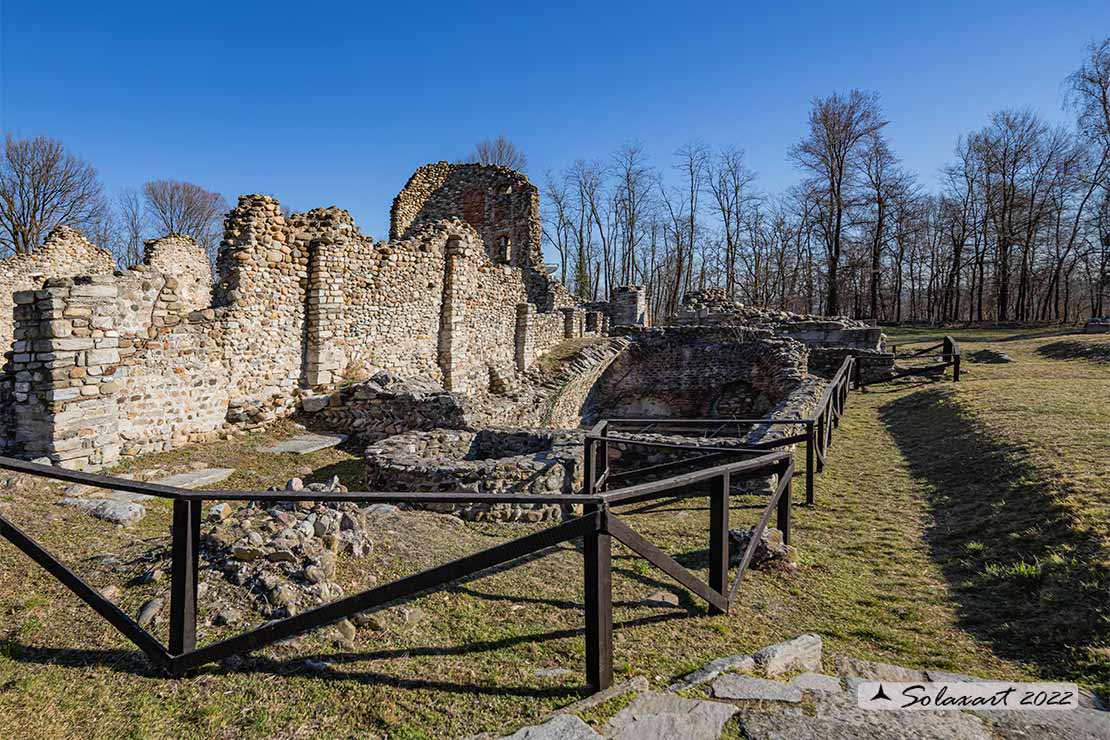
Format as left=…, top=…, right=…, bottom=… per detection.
left=364, top=428, right=583, bottom=522
left=312, top=372, right=469, bottom=443
left=674, top=289, right=884, bottom=354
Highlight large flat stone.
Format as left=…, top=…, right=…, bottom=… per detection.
left=58, top=497, right=146, bottom=526
left=834, top=655, right=927, bottom=690
left=263, top=434, right=347, bottom=455
left=711, top=674, right=803, bottom=703
left=972, top=707, right=1110, bottom=740
left=603, top=692, right=737, bottom=740
left=495, top=714, right=600, bottom=739
left=155, top=468, right=236, bottom=489
left=792, top=672, right=844, bottom=693
left=737, top=690, right=994, bottom=740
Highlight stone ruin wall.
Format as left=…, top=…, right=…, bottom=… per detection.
left=0, top=225, right=115, bottom=354
left=674, top=288, right=884, bottom=362
left=5, top=234, right=228, bottom=467
left=1, top=164, right=609, bottom=467
left=302, top=209, right=448, bottom=388
left=585, top=327, right=809, bottom=420
left=391, top=162, right=577, bottom=311
left=214, top=195, right=308, bottom=424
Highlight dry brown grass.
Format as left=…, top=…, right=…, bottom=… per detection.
left=0, top=329, right=1105, bottom=738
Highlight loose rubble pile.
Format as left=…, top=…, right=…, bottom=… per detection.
left=728, top=526, right=798, bottom=571
left=201, top=476, right=375, bottom=620
left=484, top=633, right=1107, bottom=740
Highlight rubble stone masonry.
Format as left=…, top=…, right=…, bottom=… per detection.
left=0, top=225, right=115, bottom=355
left=1, top=164, right=617, bottom=466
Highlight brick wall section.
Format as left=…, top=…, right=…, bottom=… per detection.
left=390, top=162, right=576, bottom=311
left=1, top=225, right=115, bottom=357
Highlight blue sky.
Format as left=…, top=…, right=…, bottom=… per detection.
left=2, top=1, right=1108, bottom=248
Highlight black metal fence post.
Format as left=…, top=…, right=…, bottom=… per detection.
left=583, top=436, right=595, bottom=496
left=169, top=499, right=201, bottom=656
left=776, top=463, right=792, bottom=546
left=583, top=506, right=612, bottom=691
left=708, top=474, right=729, bottom=614
left=805, top=420, right=815, bottom=505
left=815, top=411, right=826, bottom=473
left=598, top=423, right=610, bottom=491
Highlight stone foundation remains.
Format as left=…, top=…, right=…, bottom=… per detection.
left=364, top=428, right=582, bottom=522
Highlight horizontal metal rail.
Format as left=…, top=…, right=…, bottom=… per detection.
left=0, top=440, right=796, bottom=694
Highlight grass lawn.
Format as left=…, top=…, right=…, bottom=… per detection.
left=0, top=327, right=1106, bottom=738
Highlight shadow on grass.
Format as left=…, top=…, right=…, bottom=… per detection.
left=879, top=388, right=1109, bottom=693
left=0, top=610, right=684, bottom=698
left=1035, top=340, right=1110, bottom=364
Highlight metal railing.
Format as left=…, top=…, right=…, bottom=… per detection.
left=593, top=354, right=857, bottom=506
left=0, top=443, right=794, bottom=692
left=857, top=335, right=961, bottom=387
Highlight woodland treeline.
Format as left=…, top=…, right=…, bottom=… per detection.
left=4, top=41, right=1109, bottom=324
left=540, top=39, right=1110, bottom=323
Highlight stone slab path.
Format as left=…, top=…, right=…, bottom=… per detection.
left=489, top=635, right=1107, bottom=740
left=263, top=433, right=347, bottom=455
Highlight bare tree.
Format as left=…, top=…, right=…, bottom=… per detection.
left=541, top=171, right=574, bottom=284
left=470, top=136, right=528, bottom=171
left=611, top=143, right=656, bottom=286
left=708, top=147, right=757, bottom=299
left=142, top=179, right=228, bottom=261
left=116, top=188, right=147, bottom=267
left=790, top=91, right=887, bottom=314
left=0, top=134, right=108, bottom=255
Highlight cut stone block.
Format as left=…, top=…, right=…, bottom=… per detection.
left=496, top=714, right=600, bottom=739
left=604, top=691, right=737, bottom=740
left=711, top=674, right=803, bottom=703
left=155, top=468, right=236, bottom=489
left=301, top=395, right=331, bottom=413
left=263, top=434, right=347, bottom=455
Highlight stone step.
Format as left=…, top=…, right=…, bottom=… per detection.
left=263, top=433, right=348, bottom=455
